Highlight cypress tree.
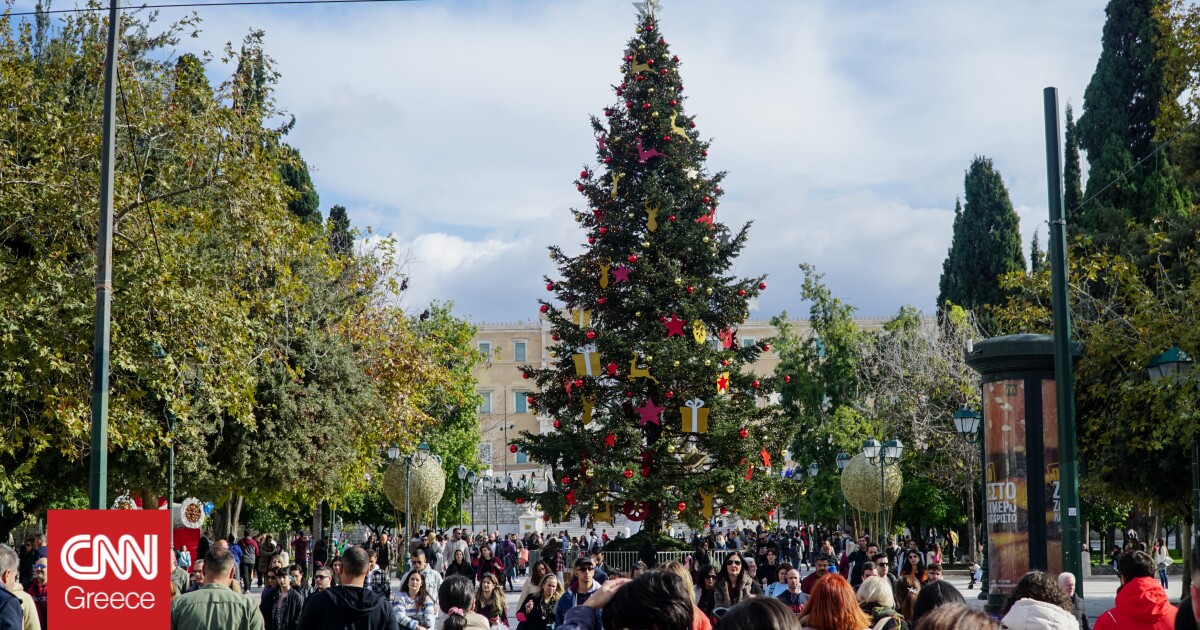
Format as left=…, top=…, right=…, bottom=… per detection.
left=327, top=204, right=353, bottom=256
left=278, top=144, right=321, bottom=225
left=1064, top=104, right=1084, bottom=222
left=1076, top=0, right=1186, bottom=232
left=937, top=157, right=1026, bottom=321
left=1030, top=231, right=1047, bottom=275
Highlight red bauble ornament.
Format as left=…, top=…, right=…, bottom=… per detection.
left=542, top=514, right=551, bottom=522
left=702, top=150, right=708, bottom=157
left=553, top=420, right=561, bottom=429
left=626, top=391, right=634, bottom=398
left=527, top=395, right=536, bottom=405
left=551, top=334, right=560, bottom=341
left=574, top=379, right=584, bottom=388
left=581, top=170, right=590, bottom=178
left=635, top=75, right=644, bottom=82
left=642, top=103, right=651, bottom=110
left=539, top=304, right=548, bottom=313
left=546, top=282, right=555, bottom=291
left=647, top=58, right=655, bottom=66
left=703, top=196, right=711, bottom=204
left=668, top=215, right=676, bottom=222
left=689, top=121, right=696, bottom=128
left=686, top=286, right=694, bottom=294
left=720, top=507, right=729, bottom=515
left=604, top=157, right=612, bottom=163
left=624, top=55, right=633, bottom=61
left=752, top=380, right=761, bottom=389
left=625, top=101, right=633, bottom=109
left=762, top=344, right=771, bottom=352
left=562, top=476, right=571, bottom=485
left=738, top=289, right=746, bottom=297
left=588, top=237, right=596, bottom=244
left=670, top=99, right=677, bottom=106
left=623, top=469, right=634, bottom=479
left=721, top=359, right=729, bottom=367
left=640, top=467, right=651, bottom=477
left=599, top=227, right=608, bottom=235
left=663, top=135, right=671, bottom=142
left=672, top=55, right=679, bottom=62
left=604, top=107, right=613, bottom=116
left=646, top=24, right=654, bottom=31
left=677, top=502, right=687, bottom=511
left=615, top=89, right=623, bottom=97
left=739, top=428, right=749, bottom=438
left=586, top=330, right=596, bottom=340
left=522, top=372, right=529, bottom=379
left=660, top=316, right=668, bottom=322
left=516, top=497, right=525, bottom=505
left=628, top=255, right=638, bottom=263
left=509, top=444, right=518, bottom=453
left=665, top=390, right=674, bottom=399
left=759, top=282, right=767, bottom=290
left=597, top=297, right=606, bottom=305
left=577, top=184, right=584, bottom=192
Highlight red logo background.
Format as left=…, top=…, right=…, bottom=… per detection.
left=48, top=510, right=172, bottom=629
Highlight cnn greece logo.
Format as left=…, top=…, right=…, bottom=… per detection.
left=61, top=534, right=158, bottom=580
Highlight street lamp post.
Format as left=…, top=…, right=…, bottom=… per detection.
left=953, top=407, right=984, bottom=596
left=456, top=465, right=468, bottom=530
left=1149, top=346, right=1198, bottom=527
left=836, top=452, right=850, bottom=532
left=863, top=438, right=903, bottom=541
left=467, top=471, right=477, bottom=533
left=807, top=462, right=819, bottom=527
left=483, top=470, right=493, bottom=535
left=401, top=442, right=433, bottom=572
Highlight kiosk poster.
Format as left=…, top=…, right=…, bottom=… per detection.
left=1043, top=379, right=1062, bottom=576
left=985, top=379, right=1027, bottom=599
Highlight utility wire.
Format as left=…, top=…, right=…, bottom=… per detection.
left=1071, top=115, right=1200, bottom=216
left=5, top=0, right=422, bottom=16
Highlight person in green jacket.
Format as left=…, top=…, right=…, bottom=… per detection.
left=172, top=547, right=265, bottom=630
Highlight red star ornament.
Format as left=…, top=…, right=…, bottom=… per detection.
left=663, top=313, right=686, bottom=337
left=612, top=266, right=631, bottom=283
left=636, top=399, right=664, bottom=426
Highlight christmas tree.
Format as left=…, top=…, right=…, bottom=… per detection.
left=510, top=2, right=791, bottom=535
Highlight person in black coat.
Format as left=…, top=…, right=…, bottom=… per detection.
left=0, top=545, right=26, bottom=630
left=297, top=547, right=397, bottom=630
left=445, top=549, right=475, bottom=581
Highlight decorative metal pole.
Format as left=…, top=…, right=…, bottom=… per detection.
left=89, top=0, right=120, bottom=510
left=1044, top=87, right=1083, bottom=592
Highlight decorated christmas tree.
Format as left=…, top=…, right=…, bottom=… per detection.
left=509, top=2, right=791, bottom=535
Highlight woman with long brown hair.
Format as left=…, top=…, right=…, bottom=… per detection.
left=800, top=573, right=871, bottom=630
left=714, top=550, right=755, bottom=609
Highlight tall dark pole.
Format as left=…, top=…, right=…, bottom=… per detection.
left=89, top=0, right=121, bottom=511
left=1044, top=87, right=1083, bottom=592
left=458, top=478, right=464, bottom=530
left=978, top=419, right=989, bottom=600
left=167, top=410, right=175, bottom=547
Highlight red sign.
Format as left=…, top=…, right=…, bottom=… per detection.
left=48, top=509, right=172, bottom=629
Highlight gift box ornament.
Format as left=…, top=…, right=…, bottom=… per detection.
left=573, top=344, right=601, bottom=377
left=680, top=398, right=709, bottom=433
left=571, top=308, right=593, bottom=328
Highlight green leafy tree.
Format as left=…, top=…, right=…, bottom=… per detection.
left=936, top=157, right=1026, bottom=332
left=511, top=10, right=789, bottom=534
left=1077, top=0, right=1187, bottom=237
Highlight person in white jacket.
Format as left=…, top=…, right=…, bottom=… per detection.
left=1000, top=571, right=1079, bottom=630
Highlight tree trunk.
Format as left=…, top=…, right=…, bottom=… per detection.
left=231, top=494, right=243, bottom=537
left=966, top=486, right=977, bottom=567
left=644, top=502, right=665, bottom=539
left=1183, top=520, right=1192, bottom=600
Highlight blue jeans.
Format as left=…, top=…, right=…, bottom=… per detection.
left=1159, top=566, right=1169, bottom=588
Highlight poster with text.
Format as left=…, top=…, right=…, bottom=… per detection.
left=985, top=379, right=1028, bottom=599
left=1043, top=379, right=1062, bottom=576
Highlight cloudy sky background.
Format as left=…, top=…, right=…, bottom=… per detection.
left=26, top=0, right=1109, bottom=323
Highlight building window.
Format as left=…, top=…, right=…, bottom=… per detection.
left=478, top=341, right=491, bottom=358
left=479, top=391, right=492, bottom=413
left=742, top=337, right=756, bottom=348
left=478, top=442, right=493, bottom=467
left=515, top=451, right=529, bottom=464
left=514, top=341, right=527, bottom=363
left=514, top=391, right=528, bottom=414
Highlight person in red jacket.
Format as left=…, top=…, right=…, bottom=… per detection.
left=1095, top=550, right=1176, bottom=630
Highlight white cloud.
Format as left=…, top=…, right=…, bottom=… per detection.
left=29, top=0, right=1107, bottom=322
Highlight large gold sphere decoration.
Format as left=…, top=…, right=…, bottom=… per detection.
left=384, top=456, right=446, bottom=518
left=840, top=452, right=902, bottom=513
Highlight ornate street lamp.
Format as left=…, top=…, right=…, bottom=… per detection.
left=456, top=465, right=468, bottom=530
left=1149, top=345, right=1198, bottom=527
left=808, top=462, right=819, bottom=526
left=864, top=438, right=903, bottom=540
left=466, top=470, right=477, bottom=532
left=952, top=407, right=984, bottom=598
left=836, top=452, right=850, bottom=531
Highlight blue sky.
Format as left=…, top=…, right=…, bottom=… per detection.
left=18, top=0, right=1108, bottom=324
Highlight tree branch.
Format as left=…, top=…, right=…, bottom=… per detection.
left=114, top=176, right=216, bottom=225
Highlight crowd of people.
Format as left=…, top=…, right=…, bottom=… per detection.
left=4, top=521, right=1198, bottom=630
